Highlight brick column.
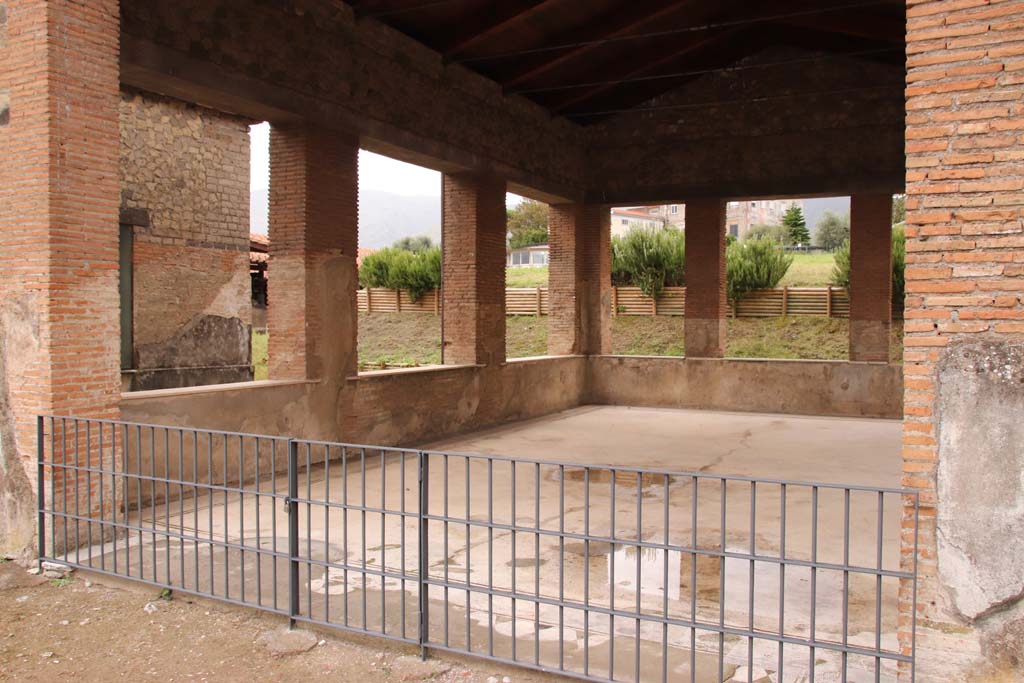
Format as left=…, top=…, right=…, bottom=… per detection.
left=903, top=2, right=1024, bottom=681
left=0, top=0, right=121, bottom=558
left=849, top=193, right=893, bottom=362
left=684, top=199, right=728, bottom=358
left=441, top=173, right=507, bottom=366
left=548, top=204, right=611, bottom=356
left=267, top=125, right=359, bottom=382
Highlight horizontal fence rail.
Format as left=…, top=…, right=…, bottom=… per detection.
left=38, top=415, right=918, bottom=683
left=358, top=286, right=904, bottom=319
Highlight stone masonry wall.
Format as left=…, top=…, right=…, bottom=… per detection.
left=119, top=89, right=253, bottom=390
left=903, top=1, right=1024, bottom=680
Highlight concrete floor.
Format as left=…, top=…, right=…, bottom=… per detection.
left=63, top=406, right=905, bottom=683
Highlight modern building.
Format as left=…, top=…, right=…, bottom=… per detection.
left=725, top=199, right=804, bottom=239
left=506, top=243, right=549, bottom=268
left=610, top=207, right=672, bottom=236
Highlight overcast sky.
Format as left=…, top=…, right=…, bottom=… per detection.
left=250, top=122, right=522, bottom=202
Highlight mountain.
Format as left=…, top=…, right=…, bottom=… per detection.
left=250, top=187, right=442, bottom=248
left=803, top=197, right=850, bottom=237
left=357, top=189, right=441, bottom=248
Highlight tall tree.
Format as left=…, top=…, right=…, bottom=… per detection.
left=507, top=199, right=549, bottom=249
left=892, top=194, right=906, bottom=224
left=814, top=211, right=850, bottom=251
left=393, top=235, right=434, bottom=252
left=782, top=205, right=810, bottom=245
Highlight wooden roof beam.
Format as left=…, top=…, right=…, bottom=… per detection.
left=441, top=0, right=555, bottom=59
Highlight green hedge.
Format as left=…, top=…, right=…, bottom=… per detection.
left=612, top=228, right=792, bottom=302
left=611, top=228, right=685, bottom=299
left=726, top=238, right=794, bottom=302
left=359, top=246, right=442, bottom=302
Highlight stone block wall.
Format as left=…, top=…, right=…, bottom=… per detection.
left=119, top=89, right=253, bottom=390
left=903, top=1, right=1024, bottom=679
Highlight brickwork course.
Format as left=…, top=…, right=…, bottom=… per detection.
left=268, top=125, right=360, bottom=382
left=0, top=0, right=122, bottom=559
left=441, top=172, right=507, bottom=366
left=0, top=1, right=1022, bottom=680
left=849, top=193, right=896, bottom=362
left=547, top=203, right=611, bottom=356
left=684, top=199, right=728, bottom=358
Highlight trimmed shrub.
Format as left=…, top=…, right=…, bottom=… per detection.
left=610, top=227, right=685, bottom=298
left=726, top=238, right=793, bottom=302
left=359, top=246, right=442, bottom=302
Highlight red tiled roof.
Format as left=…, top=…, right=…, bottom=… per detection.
left=250, top=233, right=269, bottom=252
left=611, top=207, right=660, bottom=219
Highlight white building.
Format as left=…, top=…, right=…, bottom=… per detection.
left=725, top=199, right=804, bottom=239
left=610, top=207, right=676, bottom=237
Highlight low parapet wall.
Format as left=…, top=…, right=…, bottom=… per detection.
left=586, top=355, right=902, bottom=419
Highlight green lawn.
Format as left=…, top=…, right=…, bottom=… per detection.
left=506, top=266, right=549, bottom=288
left=505, top=254, right=832, bottom=290
left=506, top=256, right=833, bottom=290
left=778, top=252, right=837, bottom=287
left=252, top=328, right=268, bottom=380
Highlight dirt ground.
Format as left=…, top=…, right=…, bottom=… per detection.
left=0, top=561, right=560, bottom=683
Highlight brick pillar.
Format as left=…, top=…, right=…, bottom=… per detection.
left=441, top=173, right=507, bottom=366
left=684, top=199, right=727, bottom=358
left=0, top=0, right=121, bottom=558
left=267, top=125, right=359, bottom=382
left=849, top=193, right=893, bottom=362
left=548, top=204, right=611, bottom=355
left=903, top=2, right=1024, bottom=681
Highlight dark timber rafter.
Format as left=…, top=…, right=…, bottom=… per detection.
left=545, top=23, right=748, bottom=114
left=501, top=0, right=706, bottom=91
left=439, top=0, right=554, bottom=59
left=344, top=0, right=906, bottom=124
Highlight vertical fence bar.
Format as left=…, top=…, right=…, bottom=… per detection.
left=810, top=486, right=819, bottom=682
left=911, top=494, right=920, bottom=683
left=778, top=483, right=787, bottom=682
left=37, top=416, right=45, bottom=570
left=418, top=451, right=430, bottom=659
left=287, top=439, right=299, bottom=629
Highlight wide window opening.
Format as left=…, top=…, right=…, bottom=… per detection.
left=356, top=150, right=442, bottom=371
left=250, top=122, right=270, bottom=379
left=607, top=198, right=903, bottom=362
left=609, top=204, right=687, bottom=357
left=505, top=194, right=550, bottom=359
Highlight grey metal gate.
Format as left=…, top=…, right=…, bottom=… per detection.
left=38, top=415, right=918, bottom=682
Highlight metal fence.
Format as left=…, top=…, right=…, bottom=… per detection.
left=38, top=415, right=918, bottom=682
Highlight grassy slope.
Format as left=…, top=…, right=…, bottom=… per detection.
left=253, top=313, right=902, bottom=376
left=251, top=255, right=877, bottom=375
left=506, top=267, right=549, bottom=288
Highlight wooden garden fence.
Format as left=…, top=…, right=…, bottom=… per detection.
left=357, top=286, right=902, bottom=319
